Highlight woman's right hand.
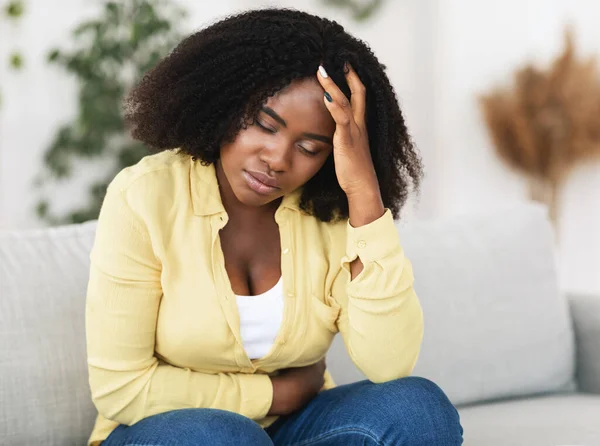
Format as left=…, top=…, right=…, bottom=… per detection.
left=268, top=359, right=326, bottom=416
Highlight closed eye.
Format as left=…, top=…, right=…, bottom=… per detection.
left=256, top=117, right=320, bottom=157
left=298, top=145, right=319, bottom=156
left=256, top=120, right=276, bottom=134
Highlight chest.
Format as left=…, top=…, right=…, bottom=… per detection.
left=154, top=210, right=342, bottom=373
left=218, top=219, right=282, bottom=296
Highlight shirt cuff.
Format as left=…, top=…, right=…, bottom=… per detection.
left=241, top=373, right=273, bottom=420
left=345, top=208, right=401, bottom=263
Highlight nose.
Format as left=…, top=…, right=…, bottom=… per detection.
left=259, top=140, right=293, bottom=174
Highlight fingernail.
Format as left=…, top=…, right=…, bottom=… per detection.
left=318, top=65, right=328, bottom=78
left=324, top=91, right=332, bottom=102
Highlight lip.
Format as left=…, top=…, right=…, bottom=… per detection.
left=243, top=170, right=281, bottom=195
left=247, top=171, right=280, bottom=188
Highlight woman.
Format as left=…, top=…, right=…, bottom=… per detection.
left=86, top=8, right=463, bottom=445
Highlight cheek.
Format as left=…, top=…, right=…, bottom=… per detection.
left=219, top=132, right=257, bottom=169
left=235, top=127, right=263, bottom=149
left=296, top=156, right=330, bottom=183
left=223, top=128, right=259, bottom=153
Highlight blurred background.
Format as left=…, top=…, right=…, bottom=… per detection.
left=1, top=0, right=599, bottom=295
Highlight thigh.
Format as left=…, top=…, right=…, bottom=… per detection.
left=266, top=377, right=463, bottom=446
left=103, top=408, right=274, bottom=446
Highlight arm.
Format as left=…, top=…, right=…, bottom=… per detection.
left=268, top=360, right=326, bottom=415
left=330, top=199, right=423, bottom=384
left=569, top=293, right=600, bottom=394
left=315, top=64, right=423, bottom=383
left=86, top=179, right=272, bottom=426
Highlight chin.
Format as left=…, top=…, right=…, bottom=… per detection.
left=234, top=186, right=279, bottom=207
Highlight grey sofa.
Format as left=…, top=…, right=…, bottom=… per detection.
left=1, top=203, right=599, bottom=445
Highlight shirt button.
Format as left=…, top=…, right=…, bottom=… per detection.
left=287, top=291, right=295, bottom=298
left=357, top=240, right=367, bottom=249
left=282, top=247, right=289, bottom=254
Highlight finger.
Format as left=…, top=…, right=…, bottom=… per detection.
left=317, top=65, right=353, bottom=114
left=323, top=91, right=352, bottom=130
left=345, top=63, right=366, bottom=125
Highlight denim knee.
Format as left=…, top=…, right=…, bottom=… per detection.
left=104, top=408, right=273, bottom=446
left=378, top=376, right=463, bottom=444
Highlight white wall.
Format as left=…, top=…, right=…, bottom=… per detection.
left=0, top=0, right=241, bottom=230
left=246, top=0, right=441, bottom=221
left=432, top=0, right=600, bottom=294
left=1, top=0, right=598, bottom=294
left=0, top=0, right=100, bottom=229
left=0, top=0, right=436, bottom=228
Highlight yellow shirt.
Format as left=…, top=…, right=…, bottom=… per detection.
left=86, top=150, right=423, bottom=445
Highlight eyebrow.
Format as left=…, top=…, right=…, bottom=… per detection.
left=260, top=106, right=333, bottom=145
left=303, top=133, right=333, bottom=144
left=261, top=106, right=287, bottom=127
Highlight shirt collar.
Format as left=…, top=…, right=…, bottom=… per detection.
left=189, top=158, right=303, bottom=216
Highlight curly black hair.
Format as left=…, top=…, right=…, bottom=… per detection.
left=125, top=8, right=422, bottom=222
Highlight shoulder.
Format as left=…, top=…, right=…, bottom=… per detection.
left=109, top=150, right=190, bottom=193
left=106, top=150, right=194, bottom=220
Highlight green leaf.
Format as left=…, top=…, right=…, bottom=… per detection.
left=47, top=49, right=60, bottom=63
left=44, top=126, right=76, bottom=178
left=67, top=209, right=99, bottom=224
left=9, top=52, right=24, bottom=69
left=321, top=0, right=384, bottom=21
left=73, top=20, right=103, bottom=38
left=117, top=143, right=150, bottom=168
left=36, top=201, right=49, bottom=219
left=38, top=0, right=187, bottom=223
left=353, top=0, right=383, bottom=21
left=5, top=1, right=24, bottom=18
left=90, top=182, right=108, bottom=201
left=105, top=1, right=121, bottom=21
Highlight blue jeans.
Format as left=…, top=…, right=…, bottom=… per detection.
left=103, top=377, right=463, bottom=445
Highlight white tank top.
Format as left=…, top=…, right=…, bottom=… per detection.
left=234, top=277, right=284, bottom=360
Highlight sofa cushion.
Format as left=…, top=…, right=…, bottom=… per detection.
left=328, top=203, right=576, bottom=405
left=1, top=203, right=578, bottom=443
left=459, top=394, right=600, bottom=446
left=0, top=221, right=98, bottom=445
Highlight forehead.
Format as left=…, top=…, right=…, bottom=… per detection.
left=264, top=78, right=334, bottom=130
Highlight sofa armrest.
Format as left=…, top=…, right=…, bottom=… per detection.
left=570, top=293, right=600, bottom=394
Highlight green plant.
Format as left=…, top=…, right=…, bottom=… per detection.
left=8, top=51, right=23, bottom=69
left=320, top=0, right=385, bottom=21
left=1, top=0, right=25, bottom=107
left=5, top=0, right=23, bottom=17
left=37, top=1, right=384, bottom=225
left=36, top=0, right=186, bottom=224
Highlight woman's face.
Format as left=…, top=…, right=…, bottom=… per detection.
left=217, top=77, right=336, bottom=208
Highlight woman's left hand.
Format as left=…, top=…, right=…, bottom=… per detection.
left=317, top=64, right=379, bottom=199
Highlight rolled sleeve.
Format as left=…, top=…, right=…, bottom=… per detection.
left=331, top=207, right=423, bottom=381
left=240, top=373, right=274, bottom=419
left=344, top=208, right=400, bottom=264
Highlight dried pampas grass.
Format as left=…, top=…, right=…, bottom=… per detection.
left=480, top=30, right=600, bottom=225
